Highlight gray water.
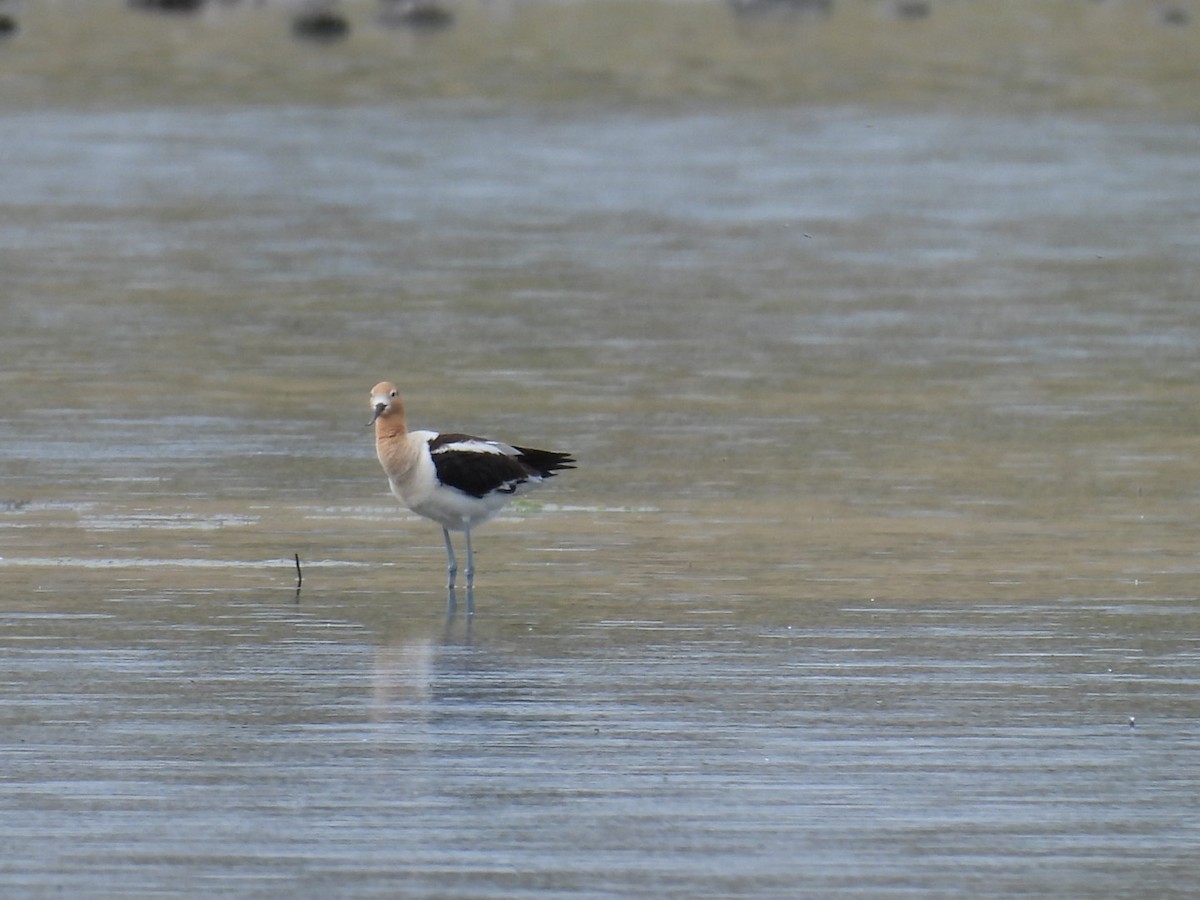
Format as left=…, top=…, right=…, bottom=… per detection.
left=3, top=102, right=1200, bottom=896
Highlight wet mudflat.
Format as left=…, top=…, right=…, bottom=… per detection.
left=3, top=2, right=1200, bottom=896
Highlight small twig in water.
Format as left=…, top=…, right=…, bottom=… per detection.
left=294, top=553, right=303, bottom=589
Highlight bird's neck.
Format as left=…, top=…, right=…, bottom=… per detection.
left=374, top=415, right=419, bottom=481
left=373, top=414, right=407, bottom=442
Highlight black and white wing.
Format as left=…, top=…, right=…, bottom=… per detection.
left=427, top=433, right=569, bottom=499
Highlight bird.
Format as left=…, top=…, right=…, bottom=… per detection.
left=291, top=2, right=350, bottom=42
left=368, top=381, right=575, bottom=613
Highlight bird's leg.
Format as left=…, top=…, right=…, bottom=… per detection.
left=463, top=526, right=475, bottom=615
left=442, top=527, right=457, bottom=590
left=463, top=527, right=476, bottom=589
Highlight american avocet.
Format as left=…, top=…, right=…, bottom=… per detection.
left=369, top=381, right=575, bottom=612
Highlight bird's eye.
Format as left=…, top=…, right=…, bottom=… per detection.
left=390, top=390, right=398, bottom=397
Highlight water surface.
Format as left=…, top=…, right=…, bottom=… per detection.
left=2, top=38, right=1200, bottom=899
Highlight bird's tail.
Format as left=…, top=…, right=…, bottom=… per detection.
left=514, top=446, right=576, bottom=478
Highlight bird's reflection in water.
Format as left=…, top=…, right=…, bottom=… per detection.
left=367, top=605, right=480, bottom=724
left=370, top=637, right=437, bottom=717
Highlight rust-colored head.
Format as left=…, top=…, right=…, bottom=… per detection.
left=368, top=381, right=404, bottom=427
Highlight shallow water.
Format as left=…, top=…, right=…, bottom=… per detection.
left=3, top=7, right=1200, bottom=894
left=3, top=587, right=1198, bottom=896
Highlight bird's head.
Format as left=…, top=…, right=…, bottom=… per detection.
left=368, top=381, right=402, bottom=426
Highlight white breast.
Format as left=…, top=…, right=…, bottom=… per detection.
left=391, top=430, right=512, bottom=531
